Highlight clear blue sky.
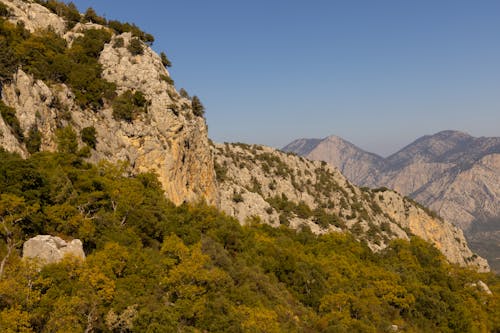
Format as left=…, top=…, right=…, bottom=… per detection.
left=71, top=0, right=500, bottom=156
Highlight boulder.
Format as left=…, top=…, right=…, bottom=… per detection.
left=23, top=235, right=85, bottom=265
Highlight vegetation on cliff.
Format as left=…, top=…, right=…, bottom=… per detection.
left=0, top=148, right=499, bottom=332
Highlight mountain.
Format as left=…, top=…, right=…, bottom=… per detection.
left=0, top=0, right=490, bottom=271
left=284, top=136, right=387, bottom=184
left=214, top=142, right=488, bottom=270
left=0, top=1, right=498, bottom=331
left=283, top=130, right=500, bottom=270
left=0, top=0, right=218, bottom=206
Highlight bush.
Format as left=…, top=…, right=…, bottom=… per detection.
left=81, top=126, right=97, bottom=149
left=55, top=125, right=78, bottom=154
left=0, top=40, right=18, bottom=82
left=232, top=191, right=244, bottom=203
left=25, top=126, right=42, bottom=153
left=0, top=101, right=23, bottom=141
left=160, top=51, right=171, bottom=67
left=127, top=38, right=143, bottom=56
left=160, top=74, right=174, bottom=85
left=191, top=95, right=205, bottom=117
left=179, top=88, right=190, bottom=99
left=107, top=20, right=154, bottom=44
left=112, top=90, right=148, bottom=122
left=0, top=2, right=10, bottom=17
left=113, top=37, right=124, bottom=49
left=83, top=7, right=106, bottom=25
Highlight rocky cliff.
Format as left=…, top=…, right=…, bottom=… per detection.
left=214, top=142, right=489, bottom=271
left=0, top=0, right=218, bottom=206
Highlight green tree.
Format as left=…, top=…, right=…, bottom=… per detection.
left=191, top=95, right=205, bottom=117
left=0, top=101, right=23, bottom=141
left=25, top=126, right=42, bottom=154
left=112, top=90, right=147, bottom=122
left=55, top=126, right=78, bottom=154
left=81, top=126, right=97, bottom=149
left=0, top=40, right=18, bottom=82
left=127, top=38, right=143, bottom=56
left=160, top=51, right=171, bottom=67
left=84, top=7, right=106, bottom=25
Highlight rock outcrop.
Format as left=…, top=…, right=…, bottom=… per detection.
left=0, top=0, right=218, bottom=206
left=1, top=0, right=66, bottom=34
left=23, top=235, right=85, bottom=264
left=214, top=143, right=489, bottom=271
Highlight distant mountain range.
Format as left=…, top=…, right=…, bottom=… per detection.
left=283, top=130, right=500, bottom=271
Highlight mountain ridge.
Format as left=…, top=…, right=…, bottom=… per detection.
left=283, top=130, right=500, bottom=271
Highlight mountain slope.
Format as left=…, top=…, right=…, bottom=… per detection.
left=284, top=136, right=386, bottom=184
left=0, top=0, right=489, bottom=271
left=0, top=0, right=218, bottom=206
left=284, top=131, right=500, bottom=270
left=214, top=142, right=489, bottom=271
left=284, top=131, right=500, bottom=229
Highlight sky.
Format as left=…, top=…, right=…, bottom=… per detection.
left=70, top=0, right=500, bottom=156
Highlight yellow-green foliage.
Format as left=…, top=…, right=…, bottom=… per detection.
left=0, top=149, right=499, bottom=332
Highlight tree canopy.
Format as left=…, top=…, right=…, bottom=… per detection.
left=0, top=148, right=497, bottom=332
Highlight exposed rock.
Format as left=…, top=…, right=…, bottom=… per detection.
left=477, top=280, right=493, bottom=295
left=2, top=0, right=66, bottom=34
left=23, top=235, right=85, bottom=264
left=467, top=280, right=493, bottom=295
left=214, top=143, right=489, bottom=271
left=0, top=0, right=218, bottom=206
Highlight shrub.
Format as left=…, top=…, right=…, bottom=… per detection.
left=0, top=40, right=18, bottom=82
left=107, top=20, right=154, bottom=44
left=0, top=101, right=23, bottom=141
left=179, top=88, right=190, bottom=99
left=127, top=38, right=143, bottom=56
left=81, top=126, right=97, bottom=149
left=232, top=191, right=244, bottom=203
left=113, top=37, right=124, bottom=49
left=0, top=2, right=10, bottom=17
left=112, top=90, right=148, bottom=122
left=191, top=96, right=205, bottom=117
left=160, top=51, right=171, bottom=67
left=160, top=74, right=174, bottom=85
left=25, top=126, right=42, bottom=153
left=55, top=125, right=78, bottom=154
left=83, top=7, right=107, bottom=25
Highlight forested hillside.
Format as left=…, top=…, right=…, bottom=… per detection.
left=0, top=149, right=499, bottom=332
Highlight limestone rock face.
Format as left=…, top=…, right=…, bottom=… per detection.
left=23, top=235, right=85, bottom=264
left=215, top=143, right=489, bottom=271
left=2, top=0, right=66, bottom=34
left=0, top=0, right=218, bottom=206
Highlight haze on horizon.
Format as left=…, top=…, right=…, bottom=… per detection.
left=71, top=0, right=500, bottom=157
